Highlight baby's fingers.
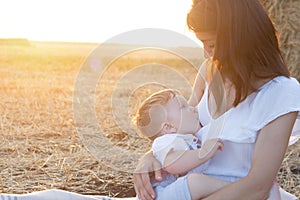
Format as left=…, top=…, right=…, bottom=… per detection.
left=217, top=139, right=224, bottom=150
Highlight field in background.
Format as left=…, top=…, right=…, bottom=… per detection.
left=0, top=41, right=299, bottom=197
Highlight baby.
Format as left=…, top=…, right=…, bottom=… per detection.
left=133, top=89, right=228, bottom=200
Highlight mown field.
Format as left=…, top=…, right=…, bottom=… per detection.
left=0, top=41, right=299, bottom=198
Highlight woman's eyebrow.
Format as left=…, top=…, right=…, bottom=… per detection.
left=203, top=40, right=215, bottom=43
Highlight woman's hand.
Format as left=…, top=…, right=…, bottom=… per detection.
left=133, top=151, right=162, bottom=200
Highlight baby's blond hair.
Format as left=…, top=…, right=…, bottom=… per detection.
left=133, top=89, right=179, bottom=140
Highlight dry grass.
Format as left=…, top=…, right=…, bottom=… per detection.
left=0, top=42, right=136, bottom=197
left=0, top=41, right=299, bottom=198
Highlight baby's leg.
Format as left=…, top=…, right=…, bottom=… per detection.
left=187, top=173, right=229, bottom=200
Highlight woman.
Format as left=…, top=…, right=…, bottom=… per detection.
left=133, top=0, right=300, bottom=199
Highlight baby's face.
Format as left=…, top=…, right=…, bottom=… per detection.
left=165, top=95, right=201, bottom=134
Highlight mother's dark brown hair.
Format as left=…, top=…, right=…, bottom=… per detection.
left=187, top=0, right=289, bottom=106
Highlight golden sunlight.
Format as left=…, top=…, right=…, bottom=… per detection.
left=0, top=0, right=195, bottom=44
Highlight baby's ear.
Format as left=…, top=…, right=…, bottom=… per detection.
left=162, top=123, right=177, bottom=134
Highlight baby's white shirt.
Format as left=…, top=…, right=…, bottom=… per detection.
left=152, top=134, right=200, bottom=167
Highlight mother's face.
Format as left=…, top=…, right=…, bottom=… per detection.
left=195, top=32, right=216, bottom=58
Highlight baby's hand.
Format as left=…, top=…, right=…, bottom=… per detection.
left=198, top=138, right=224, bottom=161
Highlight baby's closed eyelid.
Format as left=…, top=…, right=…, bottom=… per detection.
left=179, top=102, right=186, bottom=108
left=181, top=102, right=189, bottom=108
left=179, top=103, right=186, bottom=108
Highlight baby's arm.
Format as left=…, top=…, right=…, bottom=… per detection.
left=164, top=138, right=223, bottom=175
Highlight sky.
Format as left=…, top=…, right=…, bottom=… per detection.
left=0, top=0, right=201, bottom=46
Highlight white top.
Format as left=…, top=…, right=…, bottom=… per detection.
left=196, top=76, right=300, bottom=182
left=151, top=134, right=202, bottom=188
left=152, top=134, right=200, bottom=165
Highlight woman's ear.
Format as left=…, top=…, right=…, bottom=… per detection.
left=162, top=122, right=177, bottom=134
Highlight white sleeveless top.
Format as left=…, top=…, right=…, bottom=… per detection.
left=196, top=76, right=300, bottom=182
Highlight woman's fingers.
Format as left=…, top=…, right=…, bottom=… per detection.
left=133, top=172, right=155, bottom=200
left=141, top=173, right=156, bottom=199
left=139, top=159, right=163, bottom=199
left=133, top=151, right=162, bottom=200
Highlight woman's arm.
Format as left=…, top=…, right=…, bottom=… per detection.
left=164, top=138, right=223, bottom=175
left=203, top=112, right=298, bottom=200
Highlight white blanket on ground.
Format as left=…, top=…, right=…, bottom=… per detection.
left=0, top=189, right=136, bottom=200
left=0, top=188, right=298, bottom=200
left=0, top=188, right=299, bottom=200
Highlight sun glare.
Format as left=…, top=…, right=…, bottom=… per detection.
left=0, top=0, right=199, bottom=45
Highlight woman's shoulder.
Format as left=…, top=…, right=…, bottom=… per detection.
left=258, top=76, right=300, bottom=96
left=275, top=75, right=299, bottom=85
left=247, top=75, right=300, bottom=131
left=254, top=76, right=300, bottom=104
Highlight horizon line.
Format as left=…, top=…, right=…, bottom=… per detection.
left=0, top=38, right=203, bottom=48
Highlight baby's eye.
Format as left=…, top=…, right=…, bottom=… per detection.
left=181, top=103, right=188, bottom=109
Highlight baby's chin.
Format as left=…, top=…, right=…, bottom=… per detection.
left=194, top=119, right=202, bottom=133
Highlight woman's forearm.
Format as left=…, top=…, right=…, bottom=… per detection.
left=204, top=112, right=297, bottom=199
left=203, top=175, right=270, bottom=200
